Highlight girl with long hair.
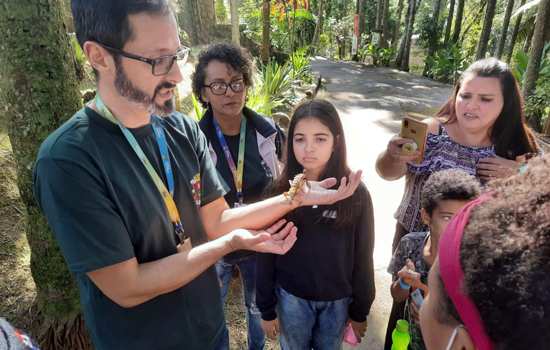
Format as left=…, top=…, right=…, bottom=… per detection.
left=256, top=99, right=376, bottom=349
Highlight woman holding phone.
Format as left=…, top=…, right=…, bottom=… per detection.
left=376, top=57, right=539, bottom=350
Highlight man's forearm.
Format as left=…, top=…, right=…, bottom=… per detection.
left=90, top=235, right=235, bottom=308
left=204, top=194, right=298, bottom=239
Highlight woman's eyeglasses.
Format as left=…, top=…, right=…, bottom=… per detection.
left=203, top=80, right=245, bottom=95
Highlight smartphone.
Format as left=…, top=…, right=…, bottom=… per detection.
left=400, top=113, right=429, bottom=164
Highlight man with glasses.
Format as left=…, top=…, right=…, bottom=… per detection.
left=193, top=43, right=286, bottom=350
left=32, top=1, right=361, bottom=350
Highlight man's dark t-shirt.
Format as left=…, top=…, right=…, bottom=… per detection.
left=33, top=107, right=227, bottom=350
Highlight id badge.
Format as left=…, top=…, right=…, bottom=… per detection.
left=190, top=174, right=201, bottom=206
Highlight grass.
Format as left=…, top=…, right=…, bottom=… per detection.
left=225, top=275, right=280, bottom=349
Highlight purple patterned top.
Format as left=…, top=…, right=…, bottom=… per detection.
left=395, top=125, right=495, bottom=232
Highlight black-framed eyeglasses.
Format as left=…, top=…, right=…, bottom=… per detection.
left=98, top=43, right=190, bottom=76
left=203, top=80, right=246, bottom=95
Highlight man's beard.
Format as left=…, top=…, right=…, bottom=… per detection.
left=114, top=61, right=176, bottom=117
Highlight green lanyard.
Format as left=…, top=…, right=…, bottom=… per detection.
left=94, top=95, right=186, bottom=244
left=213, top=117, right=246, bottom=205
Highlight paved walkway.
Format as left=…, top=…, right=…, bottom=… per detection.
left=310, top=58, right=452, bottom=349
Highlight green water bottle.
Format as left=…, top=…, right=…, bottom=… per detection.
left=391, top=319, right=411, bottom=350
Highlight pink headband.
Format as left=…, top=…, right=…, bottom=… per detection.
left=438, top=194, right=494, bottom=350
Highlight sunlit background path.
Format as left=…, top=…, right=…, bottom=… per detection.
left=310, top=58, right=452, bottom=349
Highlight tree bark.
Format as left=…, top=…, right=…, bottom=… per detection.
left=444, top=0, right=456, bottom=44
left=376, top=0, right=384, bottom=30
left=495, top=0, right=515, bottom=58
left=312, top=0, right=325, bottom=52
left=380, top=0, right=391, bottom=48
left=179, top=0, right=215, bottom=44
left=451, top=0, right=465, bottom=43
left=357, top=0, right=366, bottom=38
left=396, top=0, right=421, bottom=71
left=505, top=0, right=526, bottom=63
left=522, top=22, right=535, bottom=53
left=475, top=0, right=497, bottom=59
left=230, top=0, right=240, bottom=45
left=261, top=0, right=270, bottom=63
left=392, top=0, right=405, bottom=50
left=523, top=0, right=550, bottom=99
left=0, top=1, right=90, bottom=349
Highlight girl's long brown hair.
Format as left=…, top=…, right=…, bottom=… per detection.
left=272, top=99, right=361, bottom=227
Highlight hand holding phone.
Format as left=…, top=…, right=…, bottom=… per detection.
left=400, top=114, right=429, bottom=164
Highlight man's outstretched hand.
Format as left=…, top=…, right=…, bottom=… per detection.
left=227, top=219, right=297, bottom=255
left=294, top=170, right=363, bottom=207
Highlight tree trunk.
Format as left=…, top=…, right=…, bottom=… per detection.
left=423, top=0, right=444, bottom=75
left=396, top=0, right=421, bottom=71
left=451, top=0, right=465, bottom=43
left=178, top=0, right=212, bottom=44
left=380, top=0, right=391, bottom=48
left=261, top=0, right=270, bottom=63
left=444, top=0, right=456, bottom=44
left=475, top=0, right=497, bottom=59
left=356, top=0, right=366, bottom=38
left=312, top=0, right=325, bottom=52
left=505, top=0, right=526, bottom=63
left=0, top=1, right=90, bottom=349
left=395, top=0, right=413, bottom=68
left=522, top=22, right=535, bottom=53
left=495, top=0, right=515, bottom=58
left=392, top=0, right=405, bottom=50
left=402, top=0, right=421, bottom=71
left=523, top=0, right=550, bottom=99
left=230, top=0, right=240, bottom=45
left=376, top=0, right=384, bottom=30
left=199, top=0, right=216, bottom=28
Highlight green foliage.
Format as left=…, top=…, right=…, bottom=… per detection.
left=247, top=60, right=294, bottom=115
left=513, top=43, right=550, bottom=83
left=425, top=44, right=469, bottom=83
left=246, top=54, right=313, bottom=115
left=215, top=0, right=228, bottom=24
left=519, top=44, right=550, bottom=131
left=289, top=48, right=312, bottom=82
left=365, top=44, right=395, bottom=66
left=215, top=0, right=227, bottom=23
left=418, top=13, right=442, bottom=50
left=512, top=49, right=530, bottom=83
left=191, top=93, right=205, bottom=121
left=239, top=0, right=262, bottom=43
left=69, top=34, right=86, bottom=68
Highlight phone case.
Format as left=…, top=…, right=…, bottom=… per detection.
left=400, top=114, right=429, bottom=164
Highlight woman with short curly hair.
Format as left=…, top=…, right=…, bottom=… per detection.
left=192, top=43, right=285, bottom=350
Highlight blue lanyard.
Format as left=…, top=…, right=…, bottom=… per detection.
left=152, top=116, right=175, bottom=196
